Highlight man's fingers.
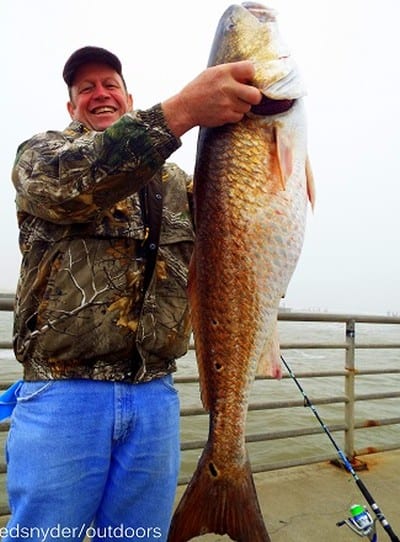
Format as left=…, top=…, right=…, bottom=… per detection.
left=228, top=61, right=262, bottom=106
left=229, top=60, right=256, bottom=82
left=162, top=60, right=264, bottom=136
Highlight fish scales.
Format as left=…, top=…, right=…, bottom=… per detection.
left=168, top=3, right=314, bottom=542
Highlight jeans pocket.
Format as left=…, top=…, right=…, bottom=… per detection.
left=160, top=374, right=179, bottom=395
left=16, top=381, right=54, bottom=403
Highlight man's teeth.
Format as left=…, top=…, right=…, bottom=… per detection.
left=93, top=107, right=115, bottom=114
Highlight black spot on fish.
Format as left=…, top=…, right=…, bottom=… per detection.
left=208, top=462, right=218, bottom=477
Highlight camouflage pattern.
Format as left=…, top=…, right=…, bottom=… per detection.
left=12, top=104, right=195, bottom=383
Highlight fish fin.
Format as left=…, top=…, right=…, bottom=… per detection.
left=197, top=348, right=211, bottom=412
left=256, top=321, right=282, bottom=379
left=188, top=254, right=211, bottom=412
left=273, top=125, right=293, bottom=191
left=168, top=447, right=271, bottom=542
left=306, top=155, right=316, bottom=210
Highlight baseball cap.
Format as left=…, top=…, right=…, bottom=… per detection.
left=63, top=46, right=124, bottom=87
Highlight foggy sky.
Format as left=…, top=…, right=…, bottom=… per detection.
left=1, top=0, right=399, bottom=315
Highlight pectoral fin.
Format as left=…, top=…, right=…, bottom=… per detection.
left=271, top=125, right=294, bottom=193
left=256, top=321, right=282, bottom=379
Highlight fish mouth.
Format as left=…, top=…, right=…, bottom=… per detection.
left=241, top=2, right=277, bottom=22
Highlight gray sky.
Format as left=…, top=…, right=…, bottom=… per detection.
left=1, top=0, right=399, bottom=315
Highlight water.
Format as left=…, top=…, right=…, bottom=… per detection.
left=0, top=311, right=399, bottom=480
left=175, top=319, right=400, bottom=477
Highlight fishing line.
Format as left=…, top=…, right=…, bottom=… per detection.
left=280, top=354, right=400, bottom=542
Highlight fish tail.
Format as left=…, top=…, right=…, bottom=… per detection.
left=168, top=447, right=271, bottom=542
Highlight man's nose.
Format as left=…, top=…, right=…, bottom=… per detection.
left=92, top=83, right=110, bottom=100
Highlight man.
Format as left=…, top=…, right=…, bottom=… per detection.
left=5, top=47, right=261, bottom=541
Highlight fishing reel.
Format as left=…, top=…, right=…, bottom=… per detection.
left=337, top=504, right=377, bottom=541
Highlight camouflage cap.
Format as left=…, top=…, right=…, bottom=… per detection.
left=63, top=46, right=124, bottom=86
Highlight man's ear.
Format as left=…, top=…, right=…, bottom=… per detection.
left=127, top=93, right=133, bottom=111
left=67, top=100, right=75, bottom=119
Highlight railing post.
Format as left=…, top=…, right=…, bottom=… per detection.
left=345, top=319, right=356, bottom=458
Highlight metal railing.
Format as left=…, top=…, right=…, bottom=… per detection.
left=175, top=310, right=400, bottom=483
left=1, top=294, right=400, bottom=497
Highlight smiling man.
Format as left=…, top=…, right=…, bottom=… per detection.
left=65, top=49, right=133, bottom=131
left=67, top=62, right=132, bottom=130
left=5, top=46, right=261, bottom=542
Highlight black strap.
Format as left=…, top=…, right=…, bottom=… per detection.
left=139, top=173, right=163, bottom=291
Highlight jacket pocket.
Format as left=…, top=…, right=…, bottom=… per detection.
left=31, top=238, right=144, bottom=364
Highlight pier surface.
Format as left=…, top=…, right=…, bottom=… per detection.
left=174, top=450, right=400, bottom=541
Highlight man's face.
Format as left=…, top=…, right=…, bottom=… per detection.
left=67, top=62, right=133, bottom=131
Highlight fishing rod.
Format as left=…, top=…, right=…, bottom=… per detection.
left=280, top=354, right=400, bottom=542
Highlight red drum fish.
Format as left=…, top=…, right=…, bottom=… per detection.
left=168, top=3, right=315, bottom=541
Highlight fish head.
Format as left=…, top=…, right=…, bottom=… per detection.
left=208, top=2, right=306, bottom=101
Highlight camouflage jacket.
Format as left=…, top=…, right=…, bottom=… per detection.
left=12, top=104, right=195, bottom=383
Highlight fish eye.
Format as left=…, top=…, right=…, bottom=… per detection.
left=225, top=16, right=236, bottom=31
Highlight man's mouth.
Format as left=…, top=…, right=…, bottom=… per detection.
left=91, top=106, right=117, bottom=115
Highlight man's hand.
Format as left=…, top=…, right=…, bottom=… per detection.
left=162, top=61, right=262, bottom=138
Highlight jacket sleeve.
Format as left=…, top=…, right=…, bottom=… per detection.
left=12, top=104, right=181, bottom=224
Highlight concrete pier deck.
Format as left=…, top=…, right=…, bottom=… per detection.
left=174, top=450, right=400, bottom=541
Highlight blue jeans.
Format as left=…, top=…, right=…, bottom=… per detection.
left=3, top=377, right=180, bottom=542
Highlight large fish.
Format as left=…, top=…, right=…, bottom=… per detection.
left=168, top=3, right=315, bottom=541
